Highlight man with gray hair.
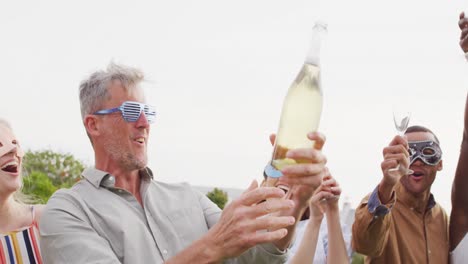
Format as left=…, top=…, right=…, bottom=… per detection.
left=39, top=62, right=328, bottom=263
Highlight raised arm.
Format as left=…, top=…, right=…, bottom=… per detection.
left=266, top=131, right=328, bottom=251
left=450, top=93, right=468, bottom=251
left=352, top=135, right=409, bottom=256
left=288, top=172, right=348, bottom=264
left=450, top=12, right=468, bottom=251
left=287, top=181, right=327, bottom=264
left=323, top=176, right=349, bottom=264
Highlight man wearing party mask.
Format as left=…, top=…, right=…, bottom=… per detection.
left=352, top=125, right=449, bottom=264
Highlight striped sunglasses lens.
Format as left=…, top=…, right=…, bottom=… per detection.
left=121, top=101, right=156, bottom=123
left=94, top=101, right=156, bottom=124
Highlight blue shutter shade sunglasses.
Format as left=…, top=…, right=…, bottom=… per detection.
left=93, top=101, right=156, bottom=124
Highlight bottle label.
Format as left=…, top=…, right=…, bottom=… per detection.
left=264, top=163, right=283, bottom=178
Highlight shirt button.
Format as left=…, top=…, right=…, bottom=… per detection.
left=162, top=249, right=168, bottom=254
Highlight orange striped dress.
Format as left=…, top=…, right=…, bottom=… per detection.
left=0, top=206, right=42, bottom=264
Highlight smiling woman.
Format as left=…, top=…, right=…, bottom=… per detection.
left=0, top=119, right=45, bottom=264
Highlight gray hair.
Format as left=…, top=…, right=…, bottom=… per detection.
left=79, top=62, right=146, bottom=120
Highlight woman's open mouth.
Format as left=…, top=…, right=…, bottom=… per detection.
left=1, top=161, right=19, bottom=173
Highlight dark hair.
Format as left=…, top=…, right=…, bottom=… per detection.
left=405, top=125, right=440, bottom=145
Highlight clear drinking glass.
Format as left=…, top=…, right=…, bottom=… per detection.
left=393, top=110, right=411, bottom=137
left=388, top=108, right=413, bottom=174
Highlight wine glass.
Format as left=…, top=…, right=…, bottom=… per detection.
left=393, top=110, right=411, bottom=136
left=388, top=108, right=413, bottom=174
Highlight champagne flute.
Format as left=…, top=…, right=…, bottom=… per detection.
left=393, top=109, right=411, bottom=136
left=388, top=108, right=413, bottom=174
left=393, top=110, right=411, bottom=137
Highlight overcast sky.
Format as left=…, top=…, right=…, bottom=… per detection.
left=1, top=0, right=468, bottom=210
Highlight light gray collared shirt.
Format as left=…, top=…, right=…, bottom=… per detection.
left=40, top=167, right=287, bottom=263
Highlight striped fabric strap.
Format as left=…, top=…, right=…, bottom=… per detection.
left=29, top=226, right=42, bottom=264
left=9, top=234, right=23, bottom=264
left=0, top=239, right=7, bottom=264
left=1, top=235, right=15, bottom=263
left=0, top=225, right=42, bottom=264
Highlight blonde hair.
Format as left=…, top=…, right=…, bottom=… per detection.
left=0, top=118, right=12, bottom=130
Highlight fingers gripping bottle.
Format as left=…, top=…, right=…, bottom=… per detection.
left=264, top=21, right=327, bottom=185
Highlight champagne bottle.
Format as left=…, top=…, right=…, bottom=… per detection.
left=264, top=21, right=327, bottom=183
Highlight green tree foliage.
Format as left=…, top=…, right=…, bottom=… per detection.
left=21, top=150, right=86, bottom=202
left=206, top=188, right=228, bottom=209
left=351, top=252, right=365, bottom=264
left=23, top=150, right=85, bottom=187
left=22, top=171, right=57, bottom=203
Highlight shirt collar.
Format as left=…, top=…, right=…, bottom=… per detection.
left=395, top=181, right=436, bottom=213
left=82, top=167, right=154, bottom=188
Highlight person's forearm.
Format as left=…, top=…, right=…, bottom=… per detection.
left=378, top=180, right=395, bottom=204
left=452, top=94, right=468, bottom=206
left=452, top=139, right=468, bottom=206
left=450, top=94, right=468, bottom=250
left=272, top=203, right=307, bottom=250
left=288, top=217, right=322, bottom=264
left=325, top=204, right=349, bottom=264
left=165, top=236, right=221, bottom=264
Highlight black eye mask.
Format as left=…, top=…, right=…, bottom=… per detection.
left=408, top=140, right=442, bottom=166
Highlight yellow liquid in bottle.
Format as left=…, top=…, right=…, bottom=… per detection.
left=271, top=63, right=322, bottom=171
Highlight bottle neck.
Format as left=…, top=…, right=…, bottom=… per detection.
left=304, top=25, right=326, bottom=66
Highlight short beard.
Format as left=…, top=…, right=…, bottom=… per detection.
left=106, top=140, right=147, bottom=171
